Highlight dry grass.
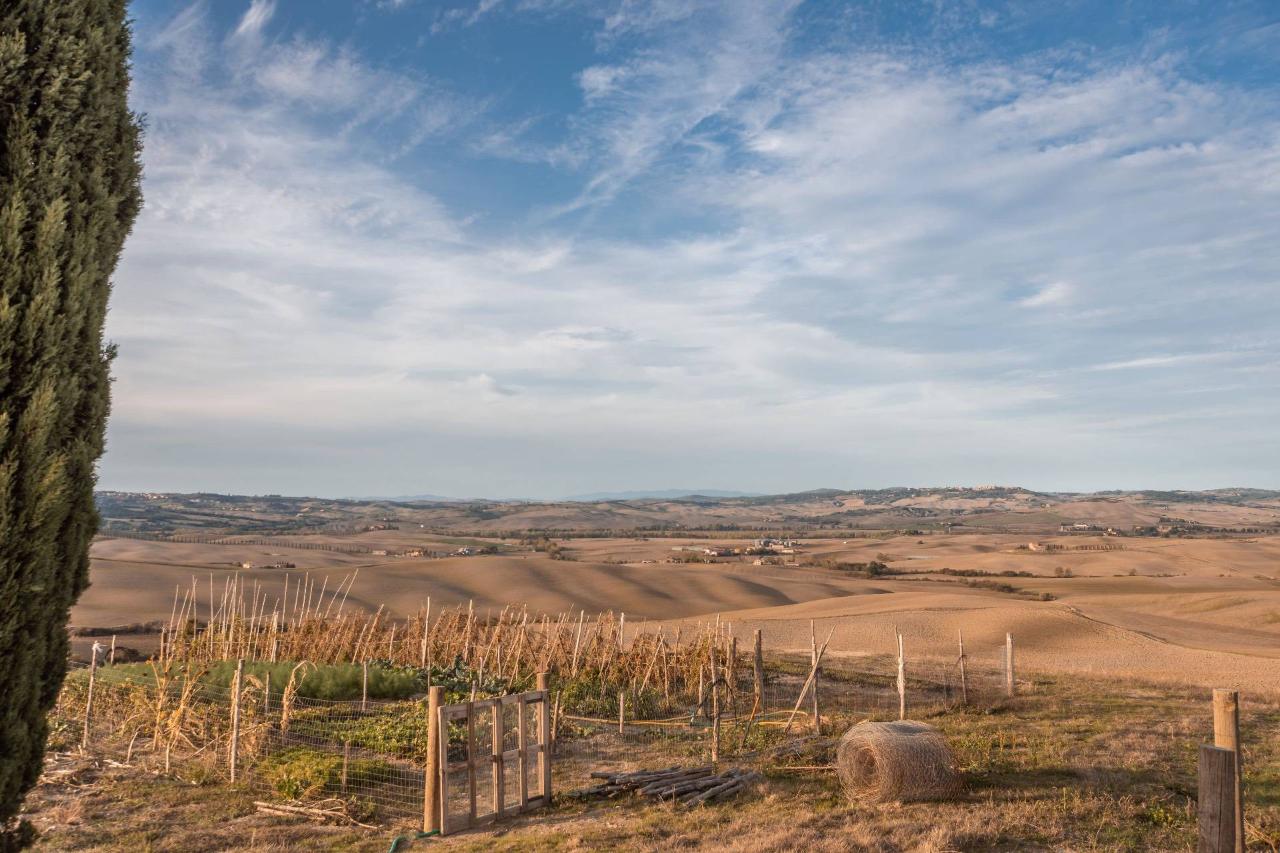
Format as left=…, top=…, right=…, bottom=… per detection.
left=24, top=755, right=381, bottom=852
left=26, top=666, right=1280, bottom=851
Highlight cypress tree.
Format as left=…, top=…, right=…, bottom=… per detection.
left=0, top=0, right=142, bottom=841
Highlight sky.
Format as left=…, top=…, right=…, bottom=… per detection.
left=101, top=0, right=1280, bottom=499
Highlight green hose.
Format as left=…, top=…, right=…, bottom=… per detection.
left=387, top=829, right=438, bottom=852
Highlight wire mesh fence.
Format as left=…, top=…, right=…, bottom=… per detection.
left=56, top=662, right=427, bottom=821
left=54, top=632, right=1017, bottom=829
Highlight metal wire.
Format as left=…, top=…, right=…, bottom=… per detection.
left=57, top=648, right=1011, bottom=824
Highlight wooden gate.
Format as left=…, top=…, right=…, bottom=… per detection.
left=435, top=686, right=552, bottom=835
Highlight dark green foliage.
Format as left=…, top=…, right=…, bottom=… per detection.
left=75, top=656, right=510, bottom=704
left=79, top=661, right=428, bottom=702
left=556, top=673, right=662, bottom=719
left=257, top=747, right=392, bottom=805
left=0, top=0, right=142, bottom=836
left=203, top=661, right=424, bottom=702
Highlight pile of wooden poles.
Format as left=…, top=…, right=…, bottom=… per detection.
left=574, top=765, right=761, bottom=806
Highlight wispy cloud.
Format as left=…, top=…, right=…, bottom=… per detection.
left=1019, top=281, right=1074, bottom=308
left=106, top=1, right=1280, bottom=495
left=232, top=0, right=275, bottom=41
left=1089, top=353, right=1240, bottom=371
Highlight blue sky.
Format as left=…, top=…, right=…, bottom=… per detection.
left=101, top=0, right=1280, bottom=498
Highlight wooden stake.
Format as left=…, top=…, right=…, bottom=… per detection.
left=341, top=741, right=350, bottom=793
left=957, top=629, right=968, bottom=706
left=711, top=664, right=721, bottom=764
left=424, top=685, right=444, bottom=832
left=361, top=660, right=369, bottom=712
left=1212, top=689, right=1245, bottom=853
left=1199, top=745, right=1237, bottom=853
left=752, top=629, right=764, bottom=713
left=108, top=634, right=116, bottom=665
left=230, top=658, right=244, bottom=783
left=570, top=610, right=585, bottom=677
left=81, top=642, right=100, bottom=751
left=269, top=611, right=279, bottom=663
left=809, top=620, right=821, bottom=734
left=1005, top=632, right=1015, bottom=698
left=896, top=632, right=906, bottom=721
left=711, top=676, right=721, bottom=758
left=783, top=627, right=835, bottom=734
left=619, top=691, right=626, bottom=735
left=420, top=597, right=431, bottom=671
left=727, top=634, right=738, bottom=698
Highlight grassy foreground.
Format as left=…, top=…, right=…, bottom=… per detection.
left=23, top=668, right=1280, bottom=851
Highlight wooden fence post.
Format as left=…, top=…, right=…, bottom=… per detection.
left=341, top=741, right=350, bottom=793
left=263, top=672, right=271, bottom=714
left=1005, top=633, right=1015, bottom=698
left=752, top=629, right=764, bottom=712
left=1199, top=745, right=1237, bottom=853
left=81, top=642, right=100, bottom=751
left=108, top=634, right=116, bottom=665
left=957, top=629, right=968, bottom=706
left=229, top=658, right=243, bottom=783
left=896, top=633, right=906, bottom=721
left=536, top=672, right=551, bottom=802
left=361, top=660, right=369, bottom=712
left=424, top=685, right=443, bottom=833
left=618, top=691, right=626, bottom=735
left=1212, top=689, right=1245, bottom=853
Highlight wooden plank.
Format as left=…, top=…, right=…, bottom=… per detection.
left=1199, top=745, right=1237, bottom=853
left=493, top=695, right=505, bottom=819
left=537, top=676, right=552, bottom=799
left=437, top=704, right=452, bottom=836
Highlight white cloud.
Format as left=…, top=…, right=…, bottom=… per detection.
left=1019, top=281, right=1074, bottom=308
left=1089, top=353, right=1238, bottom=371
left=106, top=3, right=1280, bottom=495
left=232, top=0, right=275, bottom=41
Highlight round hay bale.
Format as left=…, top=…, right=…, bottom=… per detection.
left=835, top=720, right=960, bottom=803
